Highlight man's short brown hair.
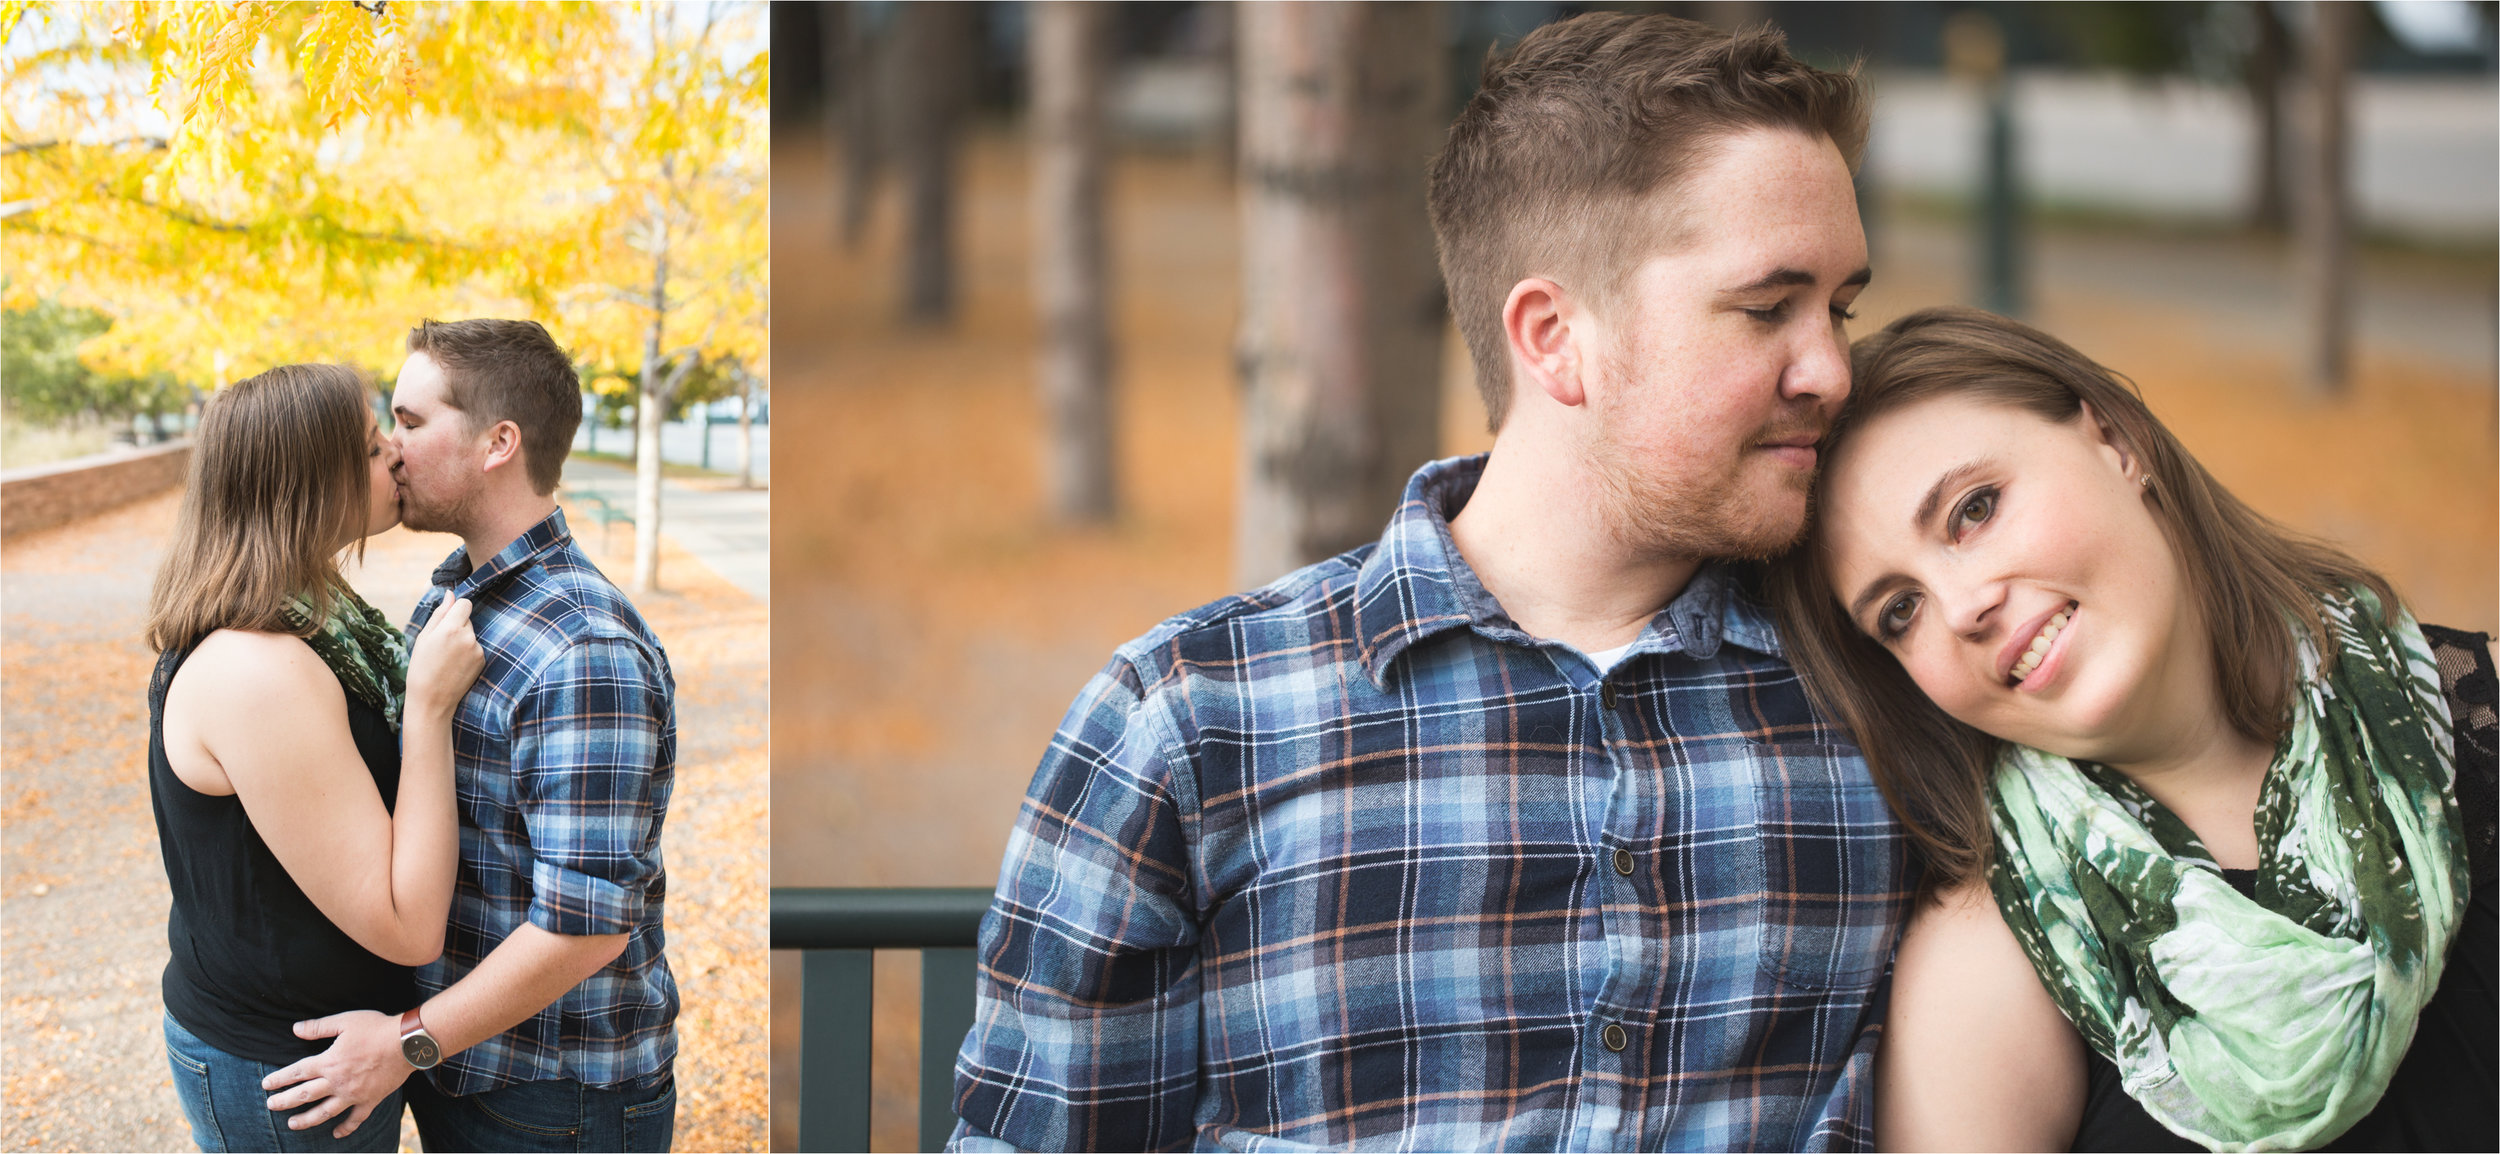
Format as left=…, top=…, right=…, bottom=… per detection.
left=404, top=318, right=582, bottom=495
left=1427, top=13, right=1867, bottom=430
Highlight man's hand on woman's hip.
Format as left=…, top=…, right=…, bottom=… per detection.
left=261, top=1009, right=415, bottom=1138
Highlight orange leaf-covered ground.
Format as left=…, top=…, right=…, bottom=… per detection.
left=771, top=129, right=2493, bottom=1150
left=1, top=491, right=767, bottom=1152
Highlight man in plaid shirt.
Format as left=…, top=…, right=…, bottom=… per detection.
left=262, top=318, right=678, bottom=1152
left=954, top=14, right=1911, bottom=1152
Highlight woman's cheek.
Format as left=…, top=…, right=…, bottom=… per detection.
left=1901, top=644, right=1982, bottom=724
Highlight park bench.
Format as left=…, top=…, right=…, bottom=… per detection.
left=772, top=886, right=989, bottom=1153
left=563, top=486, right=635, bottom=553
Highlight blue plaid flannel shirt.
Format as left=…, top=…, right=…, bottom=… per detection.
left=952, top=455, right=1913, bottom=1151
left=408, top=508, right=678, bottom=1094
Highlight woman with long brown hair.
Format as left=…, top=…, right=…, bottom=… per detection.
left=1766, top=307, right=2494, bottom=1151
left=145, top=363, right=482, bottom=1152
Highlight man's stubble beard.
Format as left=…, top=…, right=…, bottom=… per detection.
left=1586, top=395, right=1825, bottom=565
left=394, top=476, right=477, bottom=538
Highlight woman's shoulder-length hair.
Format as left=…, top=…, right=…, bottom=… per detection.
left=145, top=363, right=375, bottom=655
left=1765, top=306, right=2399, bottom=894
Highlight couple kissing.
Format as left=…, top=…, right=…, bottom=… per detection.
left=148, top=319, right=677, bottom=1153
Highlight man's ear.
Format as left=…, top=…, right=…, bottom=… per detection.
left=1502, top=277, right=1587, bottom=409
left=479, top=419, right=527, bottom=477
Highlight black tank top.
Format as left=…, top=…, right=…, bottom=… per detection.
left=149, top=638, right=418, bottom=1064
left=2071, top=624, right=2500, bottom=1152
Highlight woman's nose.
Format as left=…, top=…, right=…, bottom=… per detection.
left=1936, top=573, right=2007, bottom=640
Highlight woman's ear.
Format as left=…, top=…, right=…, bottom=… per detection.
left=2076, top=399, right=2142, bottom=484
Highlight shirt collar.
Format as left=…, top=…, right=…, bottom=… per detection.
left=1353, top=455, right=1785, bottom=685
left=429, top=507, right=574, bottom=599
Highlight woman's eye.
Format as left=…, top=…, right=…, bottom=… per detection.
left=1743, top=302, right=1789, bottom=323
left=1951, top=487, right=1997, bottom=538
left=1830, top=304, right=1859, bottom=322
left=1877, top=592, right=1919, bottom=639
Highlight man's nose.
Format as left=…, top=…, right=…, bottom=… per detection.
left=1780, top=322, right=1851, bottom=406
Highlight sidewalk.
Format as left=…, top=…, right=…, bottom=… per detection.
left=559, top=457, right=770, bottom=603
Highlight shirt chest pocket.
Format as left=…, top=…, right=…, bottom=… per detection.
left=1742, top=742, right=1906, bottom=991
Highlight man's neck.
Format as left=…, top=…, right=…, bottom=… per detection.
left=1447, top=442, right=1699, bottom=656
left=457, top=494, right=561, bottom=577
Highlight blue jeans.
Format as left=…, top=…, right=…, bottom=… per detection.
left=163, top=1013, right=405, bottom=1154
left=405, top=1066, right=675, bottom=1153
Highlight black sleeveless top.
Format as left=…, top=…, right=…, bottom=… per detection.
left=2071, top=624, right=2500, bottom=1152
left=149, top=638, right=418, bottom=1064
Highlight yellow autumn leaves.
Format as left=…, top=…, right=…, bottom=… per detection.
left=1, top=0, right=766, bottom=394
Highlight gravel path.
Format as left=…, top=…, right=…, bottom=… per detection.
left=2, top=492, right=768, bottom=1152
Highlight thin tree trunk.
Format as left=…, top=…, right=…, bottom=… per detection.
left=2246, top=1, right=2289, bottom=232
left=2297, top=0, right=2355, bottom=394
left=636, top=227, right=670, bottom=593
left=1234, top=2, right=1447, bottom=587
left=736, top=364, right=755, bottom=490
left=1031, top=1, right=1115, bottom=524
left=894, top=2, right=973, bottom=325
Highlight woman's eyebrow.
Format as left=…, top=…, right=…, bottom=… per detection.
left=1913, top=460, right=1992, bottom=531
left=1846, top=574, right=1904, bottom=627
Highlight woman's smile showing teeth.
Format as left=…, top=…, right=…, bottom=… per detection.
left=2006, top=603, right=2076, bottom=686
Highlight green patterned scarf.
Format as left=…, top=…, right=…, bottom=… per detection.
left=280, top=586, right=410, bottom=733
left=1985, top=589, right=2466, bottom=1152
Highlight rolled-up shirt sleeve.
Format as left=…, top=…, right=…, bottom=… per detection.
left=950, top=657, right=1204, bottom=1152
left=511, top=634, right=669, bottom=937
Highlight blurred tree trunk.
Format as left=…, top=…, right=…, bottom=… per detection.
left=1030, top=2, right=1116, bottom=524
left=1686, top=2, right=1770, bottom=32
left=826, top=2, right=879, bottom=249
left=734, top=362, right=757, bottom=490
left=2296, top=0, right=2354, bottom=393
left=1206, top=1, right=1239, bottom=177
left=893, top=2, right=974, bottom=325
left=2245, top=1, right=2288, bottom=231
left=1234, top=2, right=1447, bottom=587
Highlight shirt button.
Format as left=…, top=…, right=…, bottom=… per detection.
left=1612, top=847, right=1635, bottom=876
left=1602, top=1023, right=1628, bottom=1052
left=1601, top=680, right=1620, bottom=710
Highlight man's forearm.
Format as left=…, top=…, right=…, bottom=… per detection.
left=423, top=922, right=629, bottom=1057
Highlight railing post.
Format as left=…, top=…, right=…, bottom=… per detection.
left=775, top=887, right=993, bottom=1152
left=919, top=948, right=979, bottom=1150
left=800, top=950, right=874, bottom=1153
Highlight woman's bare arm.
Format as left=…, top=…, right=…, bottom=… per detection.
left=163, top=601, right=479, bottom=967
left=1879, top=879, right=2088, bottom=1152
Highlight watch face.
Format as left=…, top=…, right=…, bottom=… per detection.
left=401, top=1033, right=442, bottom=1070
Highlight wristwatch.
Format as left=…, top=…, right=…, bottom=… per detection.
left=398, top=1007, right=442, bottom=1070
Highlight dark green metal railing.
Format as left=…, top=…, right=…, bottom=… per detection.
left=772, top=886, right=991, bottom=1152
